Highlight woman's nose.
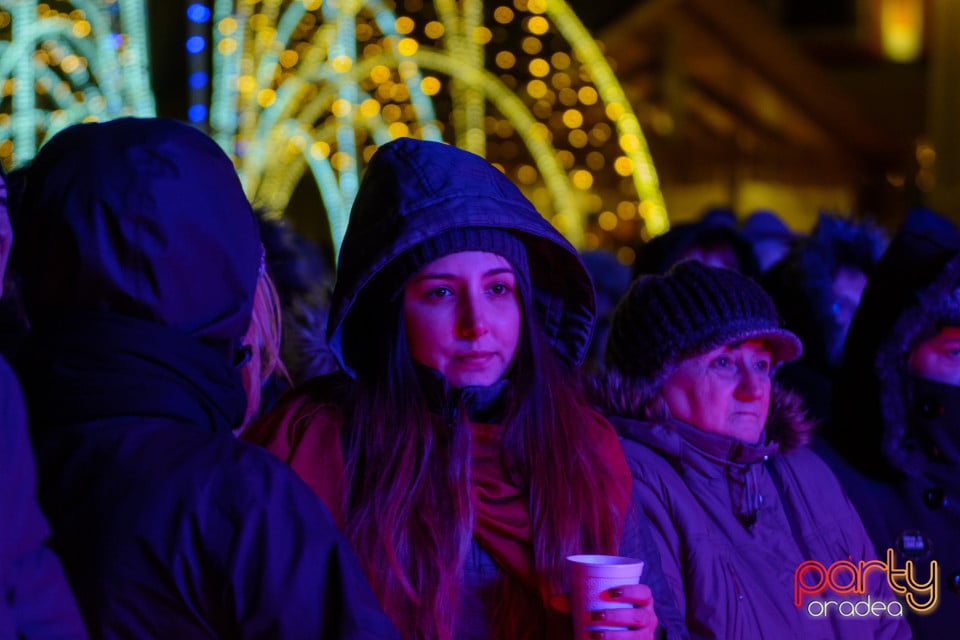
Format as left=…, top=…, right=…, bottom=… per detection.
left=456, top=294, right=489, bottom=339
left=734, top=368, right=764, bottom=400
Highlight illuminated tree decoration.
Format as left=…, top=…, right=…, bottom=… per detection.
left=0, top=0, right=155, bottom=167
left=210, top=0, right=667, bottom=257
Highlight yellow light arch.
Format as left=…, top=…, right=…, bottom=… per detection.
left=209, top=0, right=668, bottom=257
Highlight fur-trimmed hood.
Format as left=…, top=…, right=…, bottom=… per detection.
left=586, top=368, right=816, bottom=453
left=762, top=213, right=886, bottom=371
left=590, top=369, right=816, bottom=532
left=833, top=208, right=960, bottom=477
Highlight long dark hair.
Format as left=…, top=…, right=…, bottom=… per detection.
left=341, top=284, right=624, bottom=639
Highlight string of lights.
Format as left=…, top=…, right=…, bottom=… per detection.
left=206, top=0, right=666, bottom=257
left=0, top=0, right=154, bottom=166
left=0, top=0, right=666, bottom=261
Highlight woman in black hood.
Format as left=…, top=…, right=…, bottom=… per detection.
left=830, top=208, right=960, bottom=638
left=245, top=137, right=684, bottom=640
left=16, top=117, right=397, bottom=639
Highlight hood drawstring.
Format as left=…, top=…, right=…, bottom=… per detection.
left=728, top=461, right=765, bottom=530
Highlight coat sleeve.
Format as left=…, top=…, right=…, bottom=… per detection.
left=776, top=450, right=913, bottom=640
left=0, top=357, right=88, bottom=638
left=242, top=380, right=348, bottom=525
left=213, top=446, right=399, bottom=640
left=618, top=439, right=690, bottom=640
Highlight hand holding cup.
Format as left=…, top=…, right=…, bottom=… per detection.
left=566, top=554, right=657, bottom=639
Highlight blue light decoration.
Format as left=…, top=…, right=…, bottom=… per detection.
left=186, top=35, right=206, bottom=54
left=188, top=103, right=208, bottom=123
left=187, top=3, right=212, bottom=24
left=186, top=1, right=212, bottom=130
left=189, top=71, right=209, bottom=90
left=0, top=1, right=156, bottom=168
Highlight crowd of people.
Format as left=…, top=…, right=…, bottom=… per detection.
left=2, top=117, right=957, bottom=639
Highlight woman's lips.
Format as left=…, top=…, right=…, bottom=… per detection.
left=453, top=352, right=495, bottom=366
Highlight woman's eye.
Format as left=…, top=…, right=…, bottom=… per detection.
left=713, top=356, right=732, bottom=369
left=755, top=359, right=771, bottom=373
left=426, top=286, right=453, bottom=298
left=489, top=283, right=510, bottom=295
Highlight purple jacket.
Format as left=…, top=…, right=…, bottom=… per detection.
left=0, top=355, right=86, bottom=638
left=594, top=377, right=911, bottom=639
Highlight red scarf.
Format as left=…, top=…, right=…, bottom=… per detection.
left=470, top=411, right=633, bottom=593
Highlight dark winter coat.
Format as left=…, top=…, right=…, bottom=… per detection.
left=15, top=118, right=397, bottom=639
left=830, top=209, right=960, bottom=638
left=762, top=213, right=885, bottom=426
left=0, top=355, right=87, bottom=638
left=593, top=373, right=911, bottom=639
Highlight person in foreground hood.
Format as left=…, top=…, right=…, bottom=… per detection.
left=243, top=137, right=686, bottom=639
left=829, top=208, right=960, bottom=638
left=592, top=261, right=909, bottom=639
left=0, top=164, right=87, bottom=638
left=14, top=117, right=398, bottom=639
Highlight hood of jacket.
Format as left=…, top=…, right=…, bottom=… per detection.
left=762, top=213, right=885, bottom=372
left=834, top=208, right=960, bottom=476
left=631, top=219, right=760, bottom=280
left=588, top=368, right=815, bottom=453
left=17, top=117, right=261, bottom=348
left=327, top=137, right=596, bottom=376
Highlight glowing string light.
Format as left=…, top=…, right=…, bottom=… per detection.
left=0, top=1, right=154, bottom=165
left=545, top=0, right=668, bottom=235
left=205, top=0, right=668, bottom=256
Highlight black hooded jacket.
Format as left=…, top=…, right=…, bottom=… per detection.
left=15, top=118, right=397, bottom=639
left=830, top=209, right=960, bottom=638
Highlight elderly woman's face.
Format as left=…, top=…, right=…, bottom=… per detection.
left=662, top=340, right=773, bottom=442
left=908, top=326, right=960, bottom=387
left=404, top=251, right=521, bottom=387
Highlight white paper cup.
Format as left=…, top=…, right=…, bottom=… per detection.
left=566, top=554, right=644, bottom=638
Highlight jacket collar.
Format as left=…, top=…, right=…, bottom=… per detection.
left=613, top=417, right=780, bottom=478
left=21, top=310, right=248, bottom=433
left=591, top=369, right=815, bottom=454
left=414, top=363, right=511, bottom=425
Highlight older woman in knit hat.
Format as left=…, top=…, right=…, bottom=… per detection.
left=591, top=261, right=909, bottom=639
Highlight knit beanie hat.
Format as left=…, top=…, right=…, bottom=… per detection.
left=604, top=260, right=802, bottom=391
left=383, top=227, right=531, bottom=300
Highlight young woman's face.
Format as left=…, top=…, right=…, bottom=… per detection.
left=403, top=251, right=521, bottom=387
left=662, top=339, right=773, bottom=443
left=908, top=326, right=960, bottom=387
